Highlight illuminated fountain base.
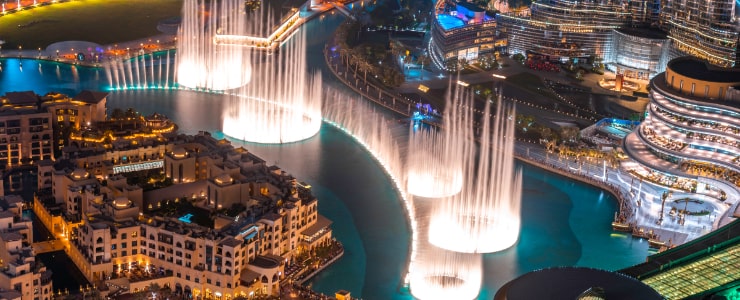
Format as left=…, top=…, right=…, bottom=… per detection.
left=223, top=96, right=322, bottom=144
left=406, top=128, right=464, bottom=198
left=406, top=84, right=472, bottom=198
left=410, top=248, right=482, bottom=300
left=428, top=210, right=521, bottom=253
left=406, top=166, right=463, bottom=198
left=222, top=30, right=322, bottom=144
left=427, top=98, right=523, bottom=254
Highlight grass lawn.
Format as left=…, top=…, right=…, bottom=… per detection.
left=0, top=0, right=183, bottom=49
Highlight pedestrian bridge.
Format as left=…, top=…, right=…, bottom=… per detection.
left=32, top=240, right=65, bottom=254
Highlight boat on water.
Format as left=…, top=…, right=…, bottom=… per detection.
left=612, top=221, right=632, bottom=232
left=611, top=211, right=632, bottom=232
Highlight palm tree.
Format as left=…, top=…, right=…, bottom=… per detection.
left=110, top=108, right=125, bottom=121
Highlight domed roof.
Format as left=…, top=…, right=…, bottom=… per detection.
left=113, top=197, right=132, bottom=209
left=172, top=147, right=188, bottom=158
left=70, top=168, right=89, bottom=180
left=214, top=173, right=234, bottom=186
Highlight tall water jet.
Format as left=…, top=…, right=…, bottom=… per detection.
left=222, top=29, right=322, bottom=144
left=176, top=0, right=251, bottom=90
left=409, top=246, right=482, bottom=300
left=323, top=88, right=418, bottom=277
left=428, top=93, right=523, bottom=253
left=103, top=51, right=175, bottom=90
left=406, top=85, right=470, bottom=198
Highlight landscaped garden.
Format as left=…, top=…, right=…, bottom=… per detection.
left=0, top=0, right=182, bottom=49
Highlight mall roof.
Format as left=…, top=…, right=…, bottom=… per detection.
left=621, top=219, right=740, bottom=299
left=668, top=57, right=740, bottom=83
left=495, top=267, right=663, bottom=300
left=621, top=218, right=740, bottom=279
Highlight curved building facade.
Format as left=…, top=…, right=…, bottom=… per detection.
left=659, top=0, right=739, bottom=68
left=606, top=27, right=670, bottom=80
left=429, top=0, right=504, bottom=69
left=496, top=0, right=630, bottom=62
left=624, top=57, right=740, bottom=188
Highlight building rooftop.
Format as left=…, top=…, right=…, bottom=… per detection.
left=261, top=212, right=281, bottom=222
left=668, top=57, right=740, bottom=83
left=219, top=237, right=242, bottom=248
left=4, top=91, right=38, bottom=105
left=0, top=232, right=23, bottom=242
left=301, top=214, right=332, bottom=237
left=250, top=255, right=280, bottom=269
left=239, top=268, right=261, bottom=285
left=495, top=267, right=663, bottom=300
left=74, top=90, right=109, bottom=104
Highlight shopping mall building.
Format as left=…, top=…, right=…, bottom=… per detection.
left=623, top=57, right=740, bottom=193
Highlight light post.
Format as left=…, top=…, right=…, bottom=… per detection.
left=55, top=49, right=59, bottom=61
left=658, top=191, right=672, bottom=225
left=17, top=45, right=21, bottom=58
left=37, top=47, right=41, bottom=58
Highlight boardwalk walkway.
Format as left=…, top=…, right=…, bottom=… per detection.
left=32, top=240, right=65, bottom=254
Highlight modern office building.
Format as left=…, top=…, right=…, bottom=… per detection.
left=624, top=57, right=740, bottom=191
left=605, top=27, right=671, bottom=80
left=496, top=0, right=631, bottom=62
left=659, top=0, right=739, bottom=68
left=428, top=0, right=505, bottom=69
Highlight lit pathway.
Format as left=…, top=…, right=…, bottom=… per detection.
left=32, top=239, right=65, bottom=254
left=514, top=143, right=735, bottom=244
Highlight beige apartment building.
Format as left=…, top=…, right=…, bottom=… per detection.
left=34, top=132, right=333, bottom=299
left=0, top=195, right=53, bottom=300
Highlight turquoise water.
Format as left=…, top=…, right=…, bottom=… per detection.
left=0, top=13, right=650, bottom=299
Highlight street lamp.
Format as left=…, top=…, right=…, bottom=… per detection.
left=17, top=45, right=21, bottom=58
left=658, top=191, right=672, bottom=225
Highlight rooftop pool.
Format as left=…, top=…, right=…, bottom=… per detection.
left=436, top=13, right=465, bottom=30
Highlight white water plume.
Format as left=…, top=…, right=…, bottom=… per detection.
left=322, top=89, right=419, bottom=281
left=428, top=94, right=522, bottom=253
left=176, top=0, right=251, bottom=90
left=103, top=51, right=174, bottom=90
left=409, top=246, right=482, bottom=300
left=222, top=30, right=322, bottom=144
left=406, top=84, right=472, bottom=198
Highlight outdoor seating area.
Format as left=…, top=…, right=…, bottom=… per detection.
left=526, top=59, right=560, bottom=72
left=641, top=127, right=687, bottom=152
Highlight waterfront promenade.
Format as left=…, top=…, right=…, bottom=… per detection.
left=320, top=26, right=734, bottom=246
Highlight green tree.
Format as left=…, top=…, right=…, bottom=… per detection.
left=512, top=53, right=525, bottom=64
